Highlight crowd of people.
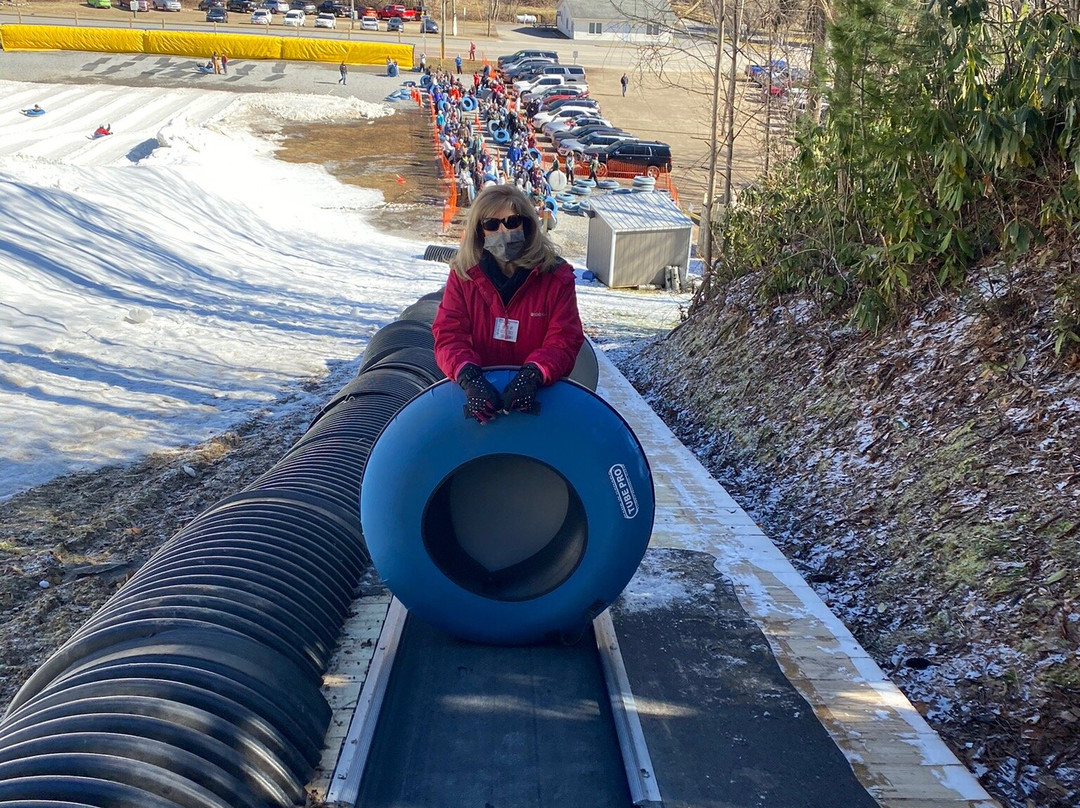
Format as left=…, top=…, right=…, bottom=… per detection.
left=421, top=62, right=567, bottom=227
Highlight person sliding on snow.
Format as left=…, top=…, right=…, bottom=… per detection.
left=94, top=124, right=112, bottom=137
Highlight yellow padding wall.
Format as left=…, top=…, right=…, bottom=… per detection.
left=0, top=25, right=412, bottom=65
left=0, top=25, right=143, bottom=54
left=144, top=31, right=279, bottom=60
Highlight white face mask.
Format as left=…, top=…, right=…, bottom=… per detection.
left=484, top=226, right=527, bottom=263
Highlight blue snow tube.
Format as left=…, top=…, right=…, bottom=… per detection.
left=460, top=96, right=477, bottom=111
left=597, top=179, right=621, bottom=190
left=420, top=74, right=432, bottom=88
left=493, top=128, right=511, bottom=144
left=543, top=195, right=557, bottom=211
left=487, top=120, right=499, bottom=134
left=360, top=370, right=654, bottom=645
left=21, top=108, right=45, bottom=117
left=555, top=192, right=574, bottom=204
left=439, top=99, right=450, bottom=112
left=528, top=147, right=542, bottom=161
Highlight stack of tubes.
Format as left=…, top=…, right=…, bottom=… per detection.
left=0, top=290, right=448, bottom=808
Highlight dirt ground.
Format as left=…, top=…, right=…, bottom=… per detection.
left=274, top=111, right=449, bottom=239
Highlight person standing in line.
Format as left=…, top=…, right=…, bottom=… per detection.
left=455, top=55, right=463, bottom=74
left=431, top=185, right=585, bottom=424
left=620, top=73, right=628, bottom=96
left=564, top=152, right=574, bottom=182
left=588, top=154, right=600, bottom=182
left=221, top=52, right=228, bottom=75
left=212, top=52, right=220, bottom=75
left=469, top=41, right=476, bottom=60
left=338, top=61, right=347, bottom=85
left=420, top=52, right=427, bottom=71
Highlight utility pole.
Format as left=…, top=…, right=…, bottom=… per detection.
left=700, top=0, right=726, bottom=273
left=722, top=0, right=741, bottom=207
left=440, top=0, right=446, bottom=59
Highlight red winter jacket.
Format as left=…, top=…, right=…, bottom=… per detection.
left=432, top=260, right=585, bottom=384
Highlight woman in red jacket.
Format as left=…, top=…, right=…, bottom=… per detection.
left=432, top=185, right=585, bottom=424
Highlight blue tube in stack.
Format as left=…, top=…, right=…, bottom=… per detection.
left=0, top=292, right=448, bottom=808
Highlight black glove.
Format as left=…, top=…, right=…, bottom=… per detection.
left=457, top=364, right=502, bottom=424
left=501, top=364, right=543, bottom=414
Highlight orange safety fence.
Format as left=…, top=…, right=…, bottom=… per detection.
left=412, top=86, right=460, bottom=232
left=540, top=154, right=680, bottom=203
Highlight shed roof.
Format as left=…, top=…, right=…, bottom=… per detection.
left=587, top=191, right=693, bottom=232
left=559, top=0, right=676, bottom=23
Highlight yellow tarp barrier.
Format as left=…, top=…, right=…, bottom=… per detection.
left=143, top=30, right=279, bottom=60
left=0, top=24, right=412, bottom=65
left=280, top=37, right=412, bottom=66
left=0, top=25, right=143, bottom=55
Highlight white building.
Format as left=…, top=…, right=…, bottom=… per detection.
left=554, top=0, right=676, bottom=42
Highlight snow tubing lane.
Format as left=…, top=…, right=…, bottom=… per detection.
left=359, top=369, right=654, bottom=644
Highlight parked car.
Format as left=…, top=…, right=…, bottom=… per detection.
left=745, top=60, right=786, bottom=84
left=227, top=0, right=255, bottom=11
left=386, top=15, right=403, bottom=31
left=198, top=0, right=223, bottom=8
left=378, top=3, right=405, bottom=18
left=503, top=60, right=558, bottom=81
left=537, top=95, right=596, bottom=113
left=521, top=80, right=589, bottom=104
left=360, top=14, right=379, bottom=29
left=87, top=0, right=112, bottom=8
left=205, top=5, right=228, bottom=20
left=551, top=121, right=617, bottom=140
left=282, top=7, right=305, bottom=23
left=539, top=65, right=587, bottom=82
left=584, top=140, right=673, bottom=177
left=260, top=0, right=289, bottom=12
left=118, top=0, right=151, bottom=10
left=533, top=104, right=601, bottom=127
left=250, top=7, right=271, bottom=21
left=558, top=132, right=636, bottom=157
left=314, top=10, right=335, bottom=25
left=290, top=0, right=317, bottom=13
left=515, top=74, right=567, bottom=93
left=152, top=0, right=182, bottom=9
left=318, top=0, right=349, bottom=14
left=419, top=16, right=437, bottom=32
left=498, top=49, right=558, bottom=67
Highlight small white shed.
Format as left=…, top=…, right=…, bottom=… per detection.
left=585, top=192, right=692, bottom=288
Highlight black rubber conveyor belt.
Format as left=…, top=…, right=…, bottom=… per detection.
left=356, top=613, right=633, bottom=808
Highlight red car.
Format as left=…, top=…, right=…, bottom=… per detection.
left=378, top=3, right=404, bottom=18
left=536, top=88, right=590, bottom=106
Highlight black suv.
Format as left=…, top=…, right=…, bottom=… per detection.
left=227, top=0, right=255, bottom=10
left=584, top=141, right=673, bottom=177
left=318, top=0, right=349, bottom=14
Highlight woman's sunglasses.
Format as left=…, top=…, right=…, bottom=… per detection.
left=480, top=215, right=524, bottom=232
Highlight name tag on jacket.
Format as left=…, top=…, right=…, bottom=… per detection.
left=493, top=317, right=519, bottom=342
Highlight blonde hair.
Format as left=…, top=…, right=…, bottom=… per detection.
left=450, top=184, right=559, bottom=279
